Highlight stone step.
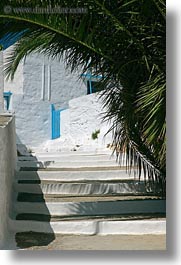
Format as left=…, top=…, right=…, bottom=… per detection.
left=15, top=169, right=137, bottom=182
left=19, top=167, right=134, bottom=173
left=14, top=199, right=166, bottom=217
left=15, top=212, right=165, bottom=222
left=9, top=218, right=166, bottom=235
left=15, top=232, right=166, bottom=250
left=17, top=194, right=161, bottom=203
left=18, top=153, right=116, bottom=162
left=32, top=150, right=112, bottom=157
left=17, top=160, right=122, bottom=169
left=13, top=151, right=165, bottom=241
left=14, top=181, right=158, bottom=196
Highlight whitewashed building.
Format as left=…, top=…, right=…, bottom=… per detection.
left=2, top=48, right=112, bottom=152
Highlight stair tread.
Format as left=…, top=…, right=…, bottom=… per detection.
left=19, top=166, right=126, bottom=171
left=15, top=232, right=166, bottom=250
left=14, top=199, right=166, bottom=218
left=16, top=213, right=166, bottom=222
left=11, top=151, right=166, bottom=240
left=15, top=169, right=138, bottom=182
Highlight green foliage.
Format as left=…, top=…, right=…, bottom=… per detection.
left=91, top=129, right=100, bottom=140
left=0, top=0, right=166, bottom=193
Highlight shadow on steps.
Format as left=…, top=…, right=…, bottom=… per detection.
left=15, top=232, right=55, bottom=249
left=14, top=154, right=56, bottom=249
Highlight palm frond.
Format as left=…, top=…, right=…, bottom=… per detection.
left=0, top=0, right=166, bottom=194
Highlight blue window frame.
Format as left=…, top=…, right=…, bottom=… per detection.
left=81, top=72, right=103, bottom=95
left=3, top=91, right=12, bottom=110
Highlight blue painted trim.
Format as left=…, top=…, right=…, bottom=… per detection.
left=0, top=31, right=27, bottom=50
left=81, top=72, right=102, bottom=94
left=81, top=73, right=102, bottom=79
left=51, top=104, right=54, bottom=139
left=89, top=80, right=92, bottom=94
left=3, top=91, right=12, bottom=96
left=51, top=104, right=67, bottom=140
left=3, top=91, right=12, bottom=110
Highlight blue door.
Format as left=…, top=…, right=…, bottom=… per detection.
left=51, top=104, right=61, bottom=139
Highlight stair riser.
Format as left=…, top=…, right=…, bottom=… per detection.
left=14, top=200, right=166, bottom=216
left=32, top=151, right=112, bottom=157
left=9, top=219, right=166, bottom=235
left=12, top=151, right=166, bottom=240
left=18, top=154, right=117, bottom=162
left=14, top=182, right=158, bottom=196
left=17, top=160, right=123, bottom=169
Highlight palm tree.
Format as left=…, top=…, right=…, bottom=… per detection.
left=0, top=0, right=166, bottom=194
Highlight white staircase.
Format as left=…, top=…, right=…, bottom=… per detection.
left=9, top=150, right=166, bottom=248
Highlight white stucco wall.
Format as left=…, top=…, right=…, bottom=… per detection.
left=3, top=49, right=87, bottom=148
left=13, top=95, right=51, bottom=147
left=3, top=49, right=110, bottom=150
left=0, top=115, right=17, bottom=248
left=4, top=48, right=24, bottom=95
left=23, top=53, right=86, bottom=108
left=43, top=93, right=112, bottom=152
left=68, top=93, right=105, bottom=140
left=67, top=93, right=112, bottom=146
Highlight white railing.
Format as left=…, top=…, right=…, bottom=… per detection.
left=0, top=115, right=17, bottom=248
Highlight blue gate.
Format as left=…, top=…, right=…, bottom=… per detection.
left=51, top=104, right=61, bottom=139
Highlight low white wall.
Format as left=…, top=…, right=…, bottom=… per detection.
left=60, top=93, right=112, bottom=150
left=0, top=115, right=17, bottom=248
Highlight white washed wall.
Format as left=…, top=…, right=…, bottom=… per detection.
left=23, top=53, right=86, bottom=107
left=12, top=95, right=51, bottom=147
left=0, top=115, right=16, bottom=248
left=3, top=49, right=87, bottom=148
left=44, top=93, right=112, bottom=151
left=4, top=48, right=24, bottom=95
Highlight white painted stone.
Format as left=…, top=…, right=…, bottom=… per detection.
left=14, top=200, right=166, bottom=216
left=0, top=115, right=17, bottom=248
left=17, top=150, right=120, bottom=168
left=68, top=93, right=112, bottom=145
left=14, top=181, right=150, bottom=195
left=17, top=160, right=122, bottom=169
left=4, top=48, right=24, bottom=96
left=9, top=219, right=166, bottom=235
left=98, top=220, right=166, bottom=235
left=15, top=170, right=135, bottom=182
left=61, top=108, right=70, bottom=136
left=33, top=150, right=112, bottom=156
left=9, top=219, right=97, bottom=235
left=14, top=95, right=51, bottom=147
left=43, top=93, right=112, bottom=151
left=18, top=153, right=116, bottom=161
